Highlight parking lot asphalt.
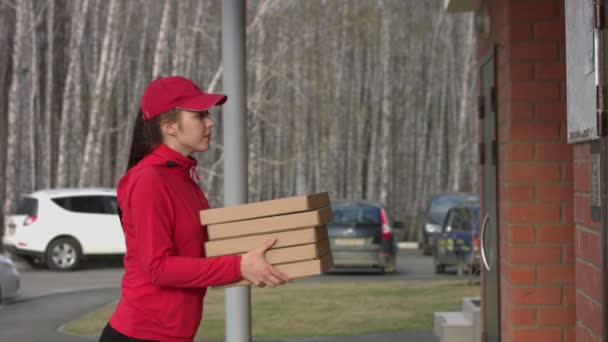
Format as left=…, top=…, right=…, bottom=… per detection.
left=0, top=287, right=437, bottom=342
left=2, top=247, right=464, bottom=341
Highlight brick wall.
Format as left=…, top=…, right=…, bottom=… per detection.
left=478, top=1, right=576, bottom=341
left=573, top=143, right=602, bottom=341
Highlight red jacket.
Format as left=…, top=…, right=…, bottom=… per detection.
left=109, top=144, right=242, bottom=342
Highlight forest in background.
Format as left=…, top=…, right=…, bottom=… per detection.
left=0, top=0, right=477, bottom=234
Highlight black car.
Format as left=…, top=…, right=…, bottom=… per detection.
left=418, top=193, right=479, bottom=255
left=433, top=203, right=481, bottom=275
left=328, top=201, right=400, bottom=274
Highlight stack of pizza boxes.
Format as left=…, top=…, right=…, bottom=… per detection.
left=200, top=192, right=334, bottom=287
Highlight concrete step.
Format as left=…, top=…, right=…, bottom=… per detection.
left=433, top=311, right=472, bottom=336
left=461, top=296, right=481, bottom=321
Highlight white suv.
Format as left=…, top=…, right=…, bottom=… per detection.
left=3, top=188, right=125, bottom=271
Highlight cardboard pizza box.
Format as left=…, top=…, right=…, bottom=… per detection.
left=204, top=225, right=329, bottom=257
left=207, top=207, right=333, bottom=240
left=200, top=192, right=330, bottom=225
left=218, top=253, right=334, bottom=288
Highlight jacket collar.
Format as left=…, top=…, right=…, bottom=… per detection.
left=151, top=144, right=198, bottom=171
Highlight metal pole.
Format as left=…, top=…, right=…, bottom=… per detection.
left=222, top=1, right=250, bottom=342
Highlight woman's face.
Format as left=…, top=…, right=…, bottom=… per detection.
left=166, top=109, right=215, bottom=155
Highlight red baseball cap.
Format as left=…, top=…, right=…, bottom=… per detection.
left=140, top=76, right=227, bottom=120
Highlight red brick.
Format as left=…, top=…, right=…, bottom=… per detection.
left=577, top=325, right=599, bottom=342
left=512, top=82, right=560, bottom=100
left=510, top=42, right=558, bottom=61
left=576, top=228, right=601, bottom=265
left=535, top=143, right=572, bottom=162
left=564, top=326, right=575, bottom=342
left=574, top=194, right=591, bottom=225
left=535, top=61, right=565, bottom=80
left=535, top=101, right=567, bottom=121
left=509, top=203, right=561, bottom=223
left=509, top=225, right=536, bottom=243
left=538, top=306, right=575, bottom=325
left=563, top=243, right=575, bottom=263
left=507, top=163, right=561, bottom=182
left=511, top=1, right=558, bottom=21
left=536, top=183, right=573, bottom=202
left=573, top=161, right=591, bottom=192
left=534, top=21, right=565, bottom=41
left=510, top=63, right=534, bottom=81
left=537, top=264, right=574, bottom=284
left=512, top=327, right=562, bottom=342
left=511, top=307, right=537, bottom=325
left=504, top=184, right=535, bottom=202
left=573, top=143, right=590, bottom=161
left=576, top=261, right=602, bottom=300
left=503, top=144, right=534, bottom=162
left=509, top=23, right=533, bottom=42
left=560, top=121, right=568, bottom=141
left=563, top=202, right=574, bottom=224
left=538, top=224, right=573, bottom=243
left=564, top=286, right=575, bottom=305
left=562, top=161, right=573, bottom=182
left=510, top=122, right=560, bottom=141
left=511, top=102, right=534, bottom=121
left=510, top=265, right=536, bottom=284
left=576, top=292, right=603, bottom=337
left=510, top=244, right=562, bottom=264
left=512, top=286, right=562, bottom=305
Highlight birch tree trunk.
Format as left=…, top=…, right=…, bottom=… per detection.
left=450, top=15, right=474, bottom=192
left=27, top=0, right=39, bottom=191
left=79, top=0, right=118, bottom=187
left=153, top=0, right=172, bottom=78
left=42, top=0, right=55, bottom=189
left=56, top=0, right=89, bottom=187
left=378, top=6, right=392, bottom=205
left=4, top=0, right=28, bottom=217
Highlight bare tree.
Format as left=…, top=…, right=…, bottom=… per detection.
left=56, top=0, right=89, bottom=187
left=79, top=0, right=123, bottom=187
left=152, top=0, right=172, bottom=78
left=4, top=0, right=29, bottom=218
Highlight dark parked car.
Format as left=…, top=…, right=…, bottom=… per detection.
left=328, top=201, right=400, bottom=274
left=433, top=203, right=481, bottom=275
left=418, top=193, right=479, bottom=255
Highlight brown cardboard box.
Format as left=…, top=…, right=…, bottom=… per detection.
left=200, top=192, right=330, bottom=225
left=237, top=239, right=331, bottom=265
left=219, top=253, right=334, bottom=287
left=207, top=207, right=333, bottom=240
left=204, top=225, right=329, bottom=257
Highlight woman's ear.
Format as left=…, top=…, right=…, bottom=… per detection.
left=160, top=120, right=178, bottom=137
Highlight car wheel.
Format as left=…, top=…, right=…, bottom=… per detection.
left=434, top=261, right=445, bottom=274
left=46, top=237, right=82, bottom=271
left=385, top=257, right=397, bottom=274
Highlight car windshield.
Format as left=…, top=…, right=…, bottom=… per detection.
left=332, top=205, right=380, bottom=225
left=429, top=195, right=477, bottom=224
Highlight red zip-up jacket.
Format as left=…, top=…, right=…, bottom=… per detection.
left=109, top=144, right=242, bottom=342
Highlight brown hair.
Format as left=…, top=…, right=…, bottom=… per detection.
left=126, top=108, right=180, bottom=171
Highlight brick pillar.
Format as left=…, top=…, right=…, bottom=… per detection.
left=573, top=144, right=602, bottom=341
left=478, top=1, right=576, bottom=341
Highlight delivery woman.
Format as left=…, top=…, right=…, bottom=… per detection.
left=99, top=76, right=291, bottom=342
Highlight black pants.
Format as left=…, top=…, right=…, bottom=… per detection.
left=99, top=323, right=156, bottom=342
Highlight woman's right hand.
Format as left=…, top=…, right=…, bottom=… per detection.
left=240, top=238, right=293, bottom=287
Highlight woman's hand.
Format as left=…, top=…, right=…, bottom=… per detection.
left=240, top=238, right=293, bottom=287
